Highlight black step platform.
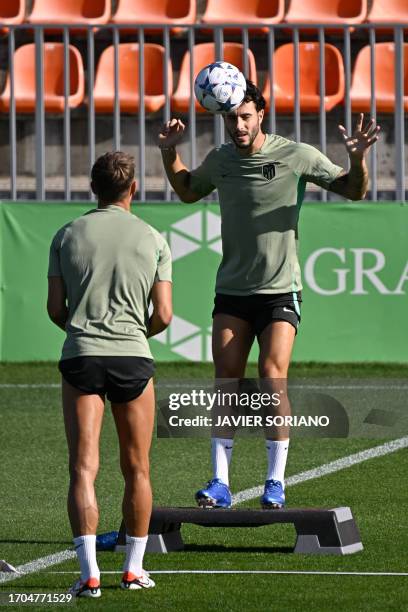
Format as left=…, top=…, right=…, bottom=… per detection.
left=115, top=506, right=363, bottom=555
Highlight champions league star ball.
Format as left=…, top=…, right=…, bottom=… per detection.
left=194, top=62, right=247, bottom=113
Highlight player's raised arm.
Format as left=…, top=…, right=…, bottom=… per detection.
left=329, top=113, right=381, bottom=201
left=158, top=118, right=202, bottom=203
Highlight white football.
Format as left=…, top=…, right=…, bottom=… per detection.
left=194, top=61, right=247, bottom=114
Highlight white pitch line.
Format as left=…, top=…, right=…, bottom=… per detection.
left=45, top=570, right=408, bottom=577
left=0, top=551, right=76, bottom=585
left=232, top=436, right=408, bottom=505
left=1, top=383, right=408, bottom=390
left=0, top=384, right=60, bottom=388
left=1, top=436, right=408, bottom=585
left=289, top=384, right=408, bottom=391
left=152, top=383, right=408, bottom=391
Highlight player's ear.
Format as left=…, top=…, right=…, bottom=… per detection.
left=258, top=109, right=264, bottom=124
left=130, top=180, right=137, bottom=196
left=90, top=180, right=98, bottom=196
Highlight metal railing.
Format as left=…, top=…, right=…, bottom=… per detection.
left=1, top=23, right=406, bottom=202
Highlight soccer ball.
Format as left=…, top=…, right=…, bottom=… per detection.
left=194, top=62, right=247, bottom=114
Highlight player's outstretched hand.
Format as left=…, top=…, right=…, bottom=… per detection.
left=158, top=118, right=185, bottom=149
left=338, top=114, right=381, bottom=162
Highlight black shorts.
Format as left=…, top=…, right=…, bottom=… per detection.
left=212, top=292, right=302, bottom=337
left=58, top=356, right=155, bottom=403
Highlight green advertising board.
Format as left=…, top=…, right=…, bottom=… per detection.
left=0, top=201, right=407, bottom=362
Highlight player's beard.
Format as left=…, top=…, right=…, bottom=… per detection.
left=228, top=122, right=260, bottom=150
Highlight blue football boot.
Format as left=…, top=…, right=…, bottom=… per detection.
left=195, top=478, right=232, bottom=508
left=260, top=479, right=285, bottom=509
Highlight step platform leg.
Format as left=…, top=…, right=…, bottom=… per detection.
left=115, top=520, right=185, bottom=553
left=294, top=507, right=363, bottom=555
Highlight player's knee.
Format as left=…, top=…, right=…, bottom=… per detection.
left=121, top=457, right=150, bottom=483
left=259, top=360, right=288, bottom=379
left=214, top=359, right=246, bottom=378
left=215, top=367, right=241, bottom=378
left=69, top=459, right=99, bottom=482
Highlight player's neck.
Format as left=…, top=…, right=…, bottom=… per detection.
left=98, top=199, right=131, bottom=212
left=235, top=132, right=266, bottom=157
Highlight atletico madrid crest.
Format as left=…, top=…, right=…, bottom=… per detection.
left=262, top=163, right=276, bottom=181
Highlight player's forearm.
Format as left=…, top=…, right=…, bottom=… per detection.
left=48, top=309, right=68, bottom=331
left=345, top=158, right=369, bottom=200
left=147, top=307, right=172, bottom=338
left=160, top=147, right=197, bottom=203
left=330, top=158, right=368, bottom=201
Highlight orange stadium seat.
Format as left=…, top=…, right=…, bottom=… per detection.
left=172, top=42, right=257, bottom=113
left=111, top=0, right=196, bottom=33
left=27, top=0, right=111, bottom=26
left=93, top=43, right=172, bottom=114
left=262, top=42, right=345, bottom=112
left=0, top=0, right=25, bottom=25
left=367, top=0, right=408, bottom=26
left=201, top=0, right=285, bottom=34
left=350, top=43, right=408, bottom=112
left=285, top=0, right=367, bottom=30
left=0, top=43, right=85, bottom=113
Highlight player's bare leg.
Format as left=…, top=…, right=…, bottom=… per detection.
left=62, top=379, right=104, bottom=591
left=258, top=321, right=296, bottom=508
left=62, top=380, right=105, bottom=536
left=111, top=380, right=156, bottom=588
left=111, top=379, right=155, bottom=536
left=195, top=315, right=254, bottom=507
left=213, top=313, right=254, bottom=379
left=258, top=319, right=296, bottom=435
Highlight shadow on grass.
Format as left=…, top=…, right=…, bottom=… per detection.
left=184, top=544, right=293, bottom=554
left=5, top=584, right=121, bottom=591
left=0, top=539, right=71, bottom=546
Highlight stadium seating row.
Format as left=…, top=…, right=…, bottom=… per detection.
left=0, top=41, right=406, bottom=114
left=0, top=0, right=407, bottom=30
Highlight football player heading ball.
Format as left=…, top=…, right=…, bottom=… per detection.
left=158, top=75, right=380, bottom=509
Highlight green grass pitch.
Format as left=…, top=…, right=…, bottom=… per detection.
left=1, top=362, right=407, bottom=611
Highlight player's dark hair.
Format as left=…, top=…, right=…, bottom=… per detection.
left=91, top=151, right=135, bottom=203
left=242, top=80, right=266, bottom=112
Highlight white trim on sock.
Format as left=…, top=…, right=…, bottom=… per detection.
left=211, top=437, right=233, bottom=486
left=266, top=439, right=290, bottom=486
left=123, top=535, right=148, bottom=577
left=73, top=534, right=100, bottom=582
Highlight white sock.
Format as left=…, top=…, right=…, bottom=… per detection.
left=266, top=439, right=290, bottom=486
left=211, top=438, right=234, bottom=486
left=73, top=534, right=100, bottom=582
left=123, top=534, right=148, bottom=577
